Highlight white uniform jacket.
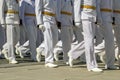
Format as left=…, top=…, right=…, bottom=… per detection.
left=0, top=0, right=19, bottom=25
left=61, top=0, right=73, bottom=26
left=100, top=0, right=113, bottom=22
left=0, top=0, right=4, bottom=24
left=20, top=0, right=37, bottom=26
left=81, top=0, right=97, bottom=22
left=35, top=0, right=57, bottom=25
left=73, top=0, right=82, bottom=25
left=113, top=0, right=120, bottom=24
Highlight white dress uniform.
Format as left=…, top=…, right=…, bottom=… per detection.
left=19, top=0, right=27, bottom=45
left=15, top=0, right=28, bottom=58
left=113, top=0, right=120, bottom=67
left=98, top=0, right=116, bottom=69
left=0, top=1, right=6, bottom=51
left=53, top=40, right=63, bottom=61
left=81, top=0, right=99, bottom=71
left=0, top=26, right=6, bottom=51
left=35, top=0, right=58, bottom=67
left=19, top=0, right=37, bottom=61
left=59, top=0, right=74, bottom=63
left=0, top=0, right=20, bottom=63
left=68, top=0, right=103, bottom=72
left=36, top=29, right=62, bottom=62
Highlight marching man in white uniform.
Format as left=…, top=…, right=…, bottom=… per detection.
left=97, top=0, right=117, bottom=69
left=68, top=0, right=103, bottom=72
left=35, top=0, right=58, bottom=68
left=0, top=0, right=6, bottom=56
left=113, top=0, right=120, bottom=67
left=58, top=0, right=74, bottom=64
left=0, top=0, right=20, bottom=64
left=0, top=8, right=6, bottom=57
left=18, top=0, right=37, bottom=61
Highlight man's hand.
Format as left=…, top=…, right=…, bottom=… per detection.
left=39, top=24, right=45, bottom=32
left=20, top=19, right=23, bottom=25
left=112, top=17, right=115, bottom=25
left=57, top=21, right=61, bottom=29
left=75, top=22, right=81, bottom=28
left=1, top=25, right=6, bottom=28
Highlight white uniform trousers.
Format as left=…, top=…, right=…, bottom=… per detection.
left=25, top=23, right=37, bottom=60
left=82, top=21, right=98, bottom=70
left=18, top=41, right=30, bottom=54
left=0, top=25, right=6, bottom=50
left=19, top=25, right=27, bottom=45
left=68, top=26, right=84, bottom=59
left=113, top=24, right=120, bottom=55
left=61, top=26, right=73, bottom=62
left=113, top=25, right=120, bottom=66
left=101, top=22, right=115, bottom=68
left=3, top=24, right=20, bottom=61
left=15, top=25, right=27, bottom=52
left=69, top=21, right=98, bottom=70
left=44, top=22, right=58, bottom=63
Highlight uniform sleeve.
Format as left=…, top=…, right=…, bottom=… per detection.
left=71, top=0, right=74, bottom=22
left=19, top=0, right=25, bottom=26
left=74, top=0, right=81, bottom=24
left=96, top=0, right=102, bottom=24
left=19, top=0, right=22, bottom=18
left=35, top=0, right=43, bottom=25
left=0, top=0, right=5, bottom=24
left=56, top=0, right=62, bottom=22
left=61, top=0, right=65, bottom=10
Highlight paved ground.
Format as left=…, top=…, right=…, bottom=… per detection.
left=0, top=56, right=120, bottom=80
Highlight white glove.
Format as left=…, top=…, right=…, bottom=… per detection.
left=39, top=24, right=45, bottom=32
left=1, top=25, right=6, bottom=28
left=75, top=22, right=81, bottom=28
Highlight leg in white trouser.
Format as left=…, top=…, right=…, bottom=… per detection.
left=19, top=25, right=27, bottom=45
left=68, top=26, right=85, bottom=67
left=2, top=43, right=9, bottom=60
left=26, top=23, right=37, bottom=61
left=6, top=24, right=20, bottom=62
left=44, top=22, right=58, bottom=63
left=0, top=25, right=6, bottom=50
left=36, top=42, right=45, bottom=62
left=18, top=41, right=30, bottom=58
left=15, top=25, right=27, bottom=58
left=82, top=21, right=98, bottom=70
left=53, top=40, right=63, bottom=61
left=102, top=22, right=115, bottom=68
left=71, top=26, right=84, bottom=58
left=113, top=24, right=120, bottom=67
left=69, top=41, right=85, bottom=59
left=95, top=40, right=105, bottom=53
left=61, top=26, right=73, bottom=62
left=95, top=40, right=105, bottom=63
left=0, top=25, right=6, bottom=57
